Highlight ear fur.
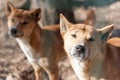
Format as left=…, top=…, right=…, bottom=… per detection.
left=84, top=8, right=96, bottom=26
left=31, top=8, right=41, bottom=22
left=60, top=14, right=71, bottom=35
left=6, top=1, right=15, bottom=16
left=97, top=24, right=114, bottom=41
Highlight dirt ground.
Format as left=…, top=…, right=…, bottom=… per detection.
left=0, top=1, right=120, bottom=80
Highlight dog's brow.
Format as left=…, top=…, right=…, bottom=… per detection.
left=14, top=10, right=29, bottom=18
left=75, top=31, right=78, bottom=34
left=15, top=14, right=31, bottom=20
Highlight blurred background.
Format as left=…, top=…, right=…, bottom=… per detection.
left=0, top=0, right=120, bottom=80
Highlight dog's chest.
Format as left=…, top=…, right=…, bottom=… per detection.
left=70, top=59, right=105, bottom=80
left=70, top=59, right=87, bottom=80
left=16, top=38, right=40, bottom=63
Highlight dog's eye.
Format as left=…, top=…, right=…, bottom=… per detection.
left=11, top=18, right=14, bottom=22
left=22, top=21, right=28, bottom=25
left=71, top=34, right=77, bottom=38
left=88, top=37, right=95, bottom=41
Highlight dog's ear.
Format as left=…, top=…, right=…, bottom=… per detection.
left=6, top=1, right=15, bottom=16
left=60, top=14, right=72, bottom=35
left=31, top=8, right=41, bottom=22
left=84, top=8, right=96, bottom=26
left=97, top=24, right=114, bottom=42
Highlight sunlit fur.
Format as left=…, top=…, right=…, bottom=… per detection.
left=60, top=14, right=115, bottom=80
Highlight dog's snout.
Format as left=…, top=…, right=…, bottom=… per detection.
left=75, top=45, right=85, bottom=53
left=10, top=28, right=17, bottom=34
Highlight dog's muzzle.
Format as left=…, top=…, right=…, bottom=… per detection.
left=70, top=44, right=89, bottom=61
left=75, top=45, right=85, bottom=53
left=8, top=27, right=17, bottom=37
left=8, top=27, right=23, bottom=38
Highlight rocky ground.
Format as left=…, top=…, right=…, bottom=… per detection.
left=0, top=1, right=120, bottom=80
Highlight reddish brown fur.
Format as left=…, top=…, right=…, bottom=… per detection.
left=83, top=8, right=96, bottom=26
left=104, top=38, right=120, bottom=80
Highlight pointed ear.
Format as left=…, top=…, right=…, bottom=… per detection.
left=97, top=24, right=114, bottom=42
left=84, top=8, right=96, bottom=26
left=60, top=14, right=71, bottom=35
left=6, top=1, right=15, bottom=16
left=31, top=8, right=41, bottom=22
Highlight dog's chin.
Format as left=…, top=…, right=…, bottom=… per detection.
left=72, top=56, right=83, bottom=61
left=9, top=34, right=23, bottom=38
left=71, top=52, right=89, bottom=62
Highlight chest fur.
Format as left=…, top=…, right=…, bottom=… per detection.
left=16, top=38, right=41, bottom=63
left=70, top=57, right=105, bottom=80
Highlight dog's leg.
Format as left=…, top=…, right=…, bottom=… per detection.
left=32, top=63, right=43, bottom=80
left=49, top=66, right=59, bottom=80
left=45, top=65, right=59, bottom=80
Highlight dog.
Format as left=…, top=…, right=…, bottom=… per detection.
left=6, top=2, right=66, bottom=80
left=59, top=14, right=114, bottom=80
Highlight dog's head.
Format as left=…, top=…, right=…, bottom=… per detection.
left=60, top=14, right=114, bottom=62
left=6, top=1, right=41, bottom=38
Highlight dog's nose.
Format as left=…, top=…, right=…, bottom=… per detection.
left=75, top=45, right=85, bottom=53
left=10, top=28, right=17, bottom=34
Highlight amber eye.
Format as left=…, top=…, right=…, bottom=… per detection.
left=71, top=34, right=77, bottom=38
left=22, top=21, right=28, bottom=25
left=88, top=37, right=95, bottom=41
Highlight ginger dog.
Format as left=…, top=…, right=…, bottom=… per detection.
left=6, top=2, right=66, bottom=80
left=59, top=14, right=115, bottom=80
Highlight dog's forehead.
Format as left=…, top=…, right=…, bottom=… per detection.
left=70, top=24, right=93, bottom=33
left=10, top=9, right=31, bottom=19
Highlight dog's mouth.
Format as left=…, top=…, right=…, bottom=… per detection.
left=9, top=33, right=23, bottom=38
left=71, top=51, right=89, bottom=62
left=70, top=44, right=89, bottom=62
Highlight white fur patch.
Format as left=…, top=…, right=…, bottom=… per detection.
left=16, top=38, right=40, bottom=63
left=70, top=58, right=87, bottom=80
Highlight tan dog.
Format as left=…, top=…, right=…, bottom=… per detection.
left=59, top=14, right=114, bottom=80
left=6, top=2, right=66, bottom=80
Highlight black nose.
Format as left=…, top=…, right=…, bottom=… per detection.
left=10, top=28, right=17, bottom=34
left=75, top=45, right=85, bottom=53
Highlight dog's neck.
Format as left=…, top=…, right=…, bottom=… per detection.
left=89, top=53, right=105, bottom=80
left=70, top=51, right=105, bottom=80
left=16, top=23, right=56, bottom=62
left=16, top=23, right=45, bottom=62
left=29, top=23, right=55, bottom=54
left=29, top=23, right=43, bottom=52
